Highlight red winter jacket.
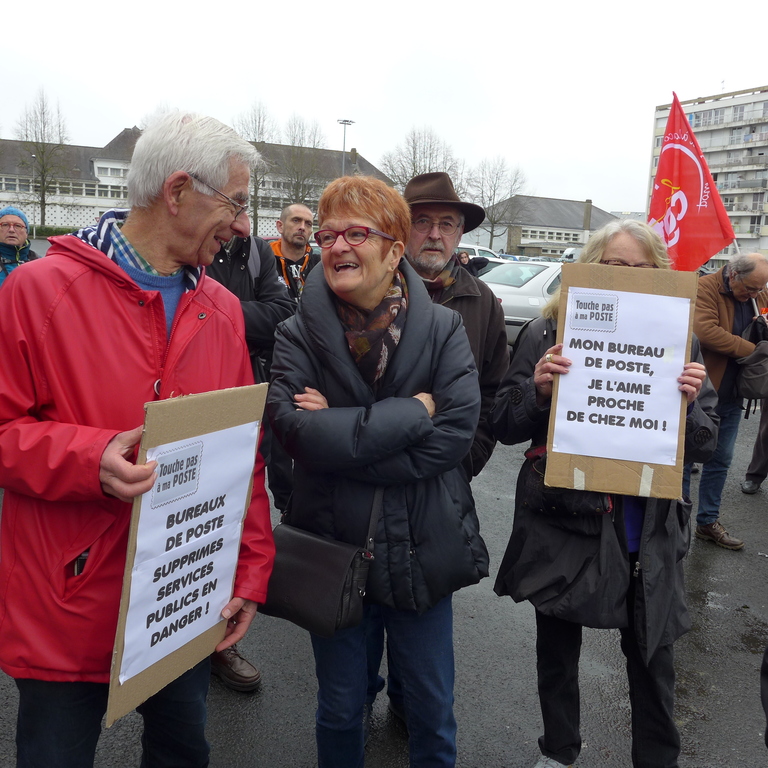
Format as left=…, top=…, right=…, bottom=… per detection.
left=0, top=236, right=274, bottom=682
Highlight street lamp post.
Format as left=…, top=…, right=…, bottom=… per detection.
left=30, top=153, right=37, bottom=238
left=337, top=119, right=354, bottom=176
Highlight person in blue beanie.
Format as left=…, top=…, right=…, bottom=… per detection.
left=0, top=206, right=38, bottom=288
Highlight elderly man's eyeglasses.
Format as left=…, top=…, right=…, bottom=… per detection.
left=411, top=217, right=459, bottom=236
left=0, top=222, right=27, bottom=231
left=736, top=276, right=766, bottom=295
left=314, top=226, right=396, bottom=248
left=188, top=173, right=249, bottom=220
left=600, top=259, right=657, bottom=269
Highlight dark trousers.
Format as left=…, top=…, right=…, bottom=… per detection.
left=746, top=400, right=768, bottom=485
left=15, top=659, right=211, bottom=768
left=535, top=573, right=680, bottom=768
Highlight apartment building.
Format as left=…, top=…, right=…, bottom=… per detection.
left=650, top=85, right=768, bottom=262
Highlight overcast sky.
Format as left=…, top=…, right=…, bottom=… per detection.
left=4, top=0, right=760, bottom=214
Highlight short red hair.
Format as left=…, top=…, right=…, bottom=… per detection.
left=317, top=176, right=411, bottom=247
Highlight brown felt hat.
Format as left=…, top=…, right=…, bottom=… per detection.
left=403, top=172, right=486, bottom=234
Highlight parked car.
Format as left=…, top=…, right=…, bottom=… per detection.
left=479, top=261, right=562, bottom=343
left=458, top=243, right=506, bottom=261
left=470, top=255, right=508, bottom=278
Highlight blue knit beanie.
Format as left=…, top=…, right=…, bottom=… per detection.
left=0, top=206, right=29, bottom=229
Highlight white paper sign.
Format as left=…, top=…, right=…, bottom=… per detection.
left=552, top=287, right=690, bottom=466
left=118, top=421, right=259, bottom=683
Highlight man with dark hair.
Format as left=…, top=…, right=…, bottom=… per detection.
left=687, top=252, right=768, bottom=550
left=265, top=203, right=321, bottom=515
left=270, top=203, right=319, bottom=299
left=206, top=233, right=294, bottom=690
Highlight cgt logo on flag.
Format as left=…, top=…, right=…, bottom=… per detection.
left=648, top=93, right=735, bottom=271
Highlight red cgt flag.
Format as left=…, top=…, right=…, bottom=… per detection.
left=648, top=93, right=735, bottom=271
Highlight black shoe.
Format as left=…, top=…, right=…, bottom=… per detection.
left=210, top=645, right=262, bottom=691
left=742, top=480, right=761, bottom=494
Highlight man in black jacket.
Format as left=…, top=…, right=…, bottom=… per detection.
left=206, top=234, right=294, bottom=690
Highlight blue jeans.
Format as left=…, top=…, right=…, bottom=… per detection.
left=312, top=596, right=456, bottom=768
left=365, top=605, right=403, bottom=707
left=15, top=659, right=210, bottom=768
left=683, top=399, right=742, bottom=526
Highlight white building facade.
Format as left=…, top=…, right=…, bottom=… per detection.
left=650, top=85, right=768, bottom=263
left=0, top=130, right=389, bottom=237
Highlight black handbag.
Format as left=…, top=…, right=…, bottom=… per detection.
left=259, top=487, right=384, bottom=638
left=736, top=298, right=768, bottom=402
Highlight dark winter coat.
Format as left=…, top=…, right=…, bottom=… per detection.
left=432, top=264, right=509, bottom=477
left=267, top=259, right=489, bottom=613
left=206, top=236, right=295, bottom=382
left=490, top=316, right=719, bottom=662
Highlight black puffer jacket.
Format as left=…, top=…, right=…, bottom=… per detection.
left=206, top=236, right=295, bottom=380
left=267, top=259, right=488, bottom=613
left=491, top=316, right=719, bottom=662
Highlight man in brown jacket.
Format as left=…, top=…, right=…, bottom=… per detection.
left=687, top=253, right=768, bottom=549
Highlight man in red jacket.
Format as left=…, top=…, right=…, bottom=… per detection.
left=0, top=112, right=274, bottom=767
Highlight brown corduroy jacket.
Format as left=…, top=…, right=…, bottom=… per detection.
left=693, top=266, right=768, bottom=391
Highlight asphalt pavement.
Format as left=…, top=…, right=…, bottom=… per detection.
left=1, top=412, right=768, bottom=766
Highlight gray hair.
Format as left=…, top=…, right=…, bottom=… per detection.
left=542, top=219, right=670, bottom=321
left=579, top=219, right=670, bottom=269
left=127, top=112, right=261, bottom=209
left=730, top=252, right=768, bottom=280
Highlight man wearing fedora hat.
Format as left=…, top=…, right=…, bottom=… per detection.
left=364, top=172, right=508, bottom=738
left=403, top=172, right=508, bottom=479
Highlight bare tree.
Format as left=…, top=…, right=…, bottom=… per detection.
left=380, top=127, right=463, bottom=191
left=234, top=101, right=281, bottom=146
left=280, top=115, right=327, bottom=206
left=470, top=157, right=527, bottom=249
left=233, top=102, right=282, bottom=230
left=15, top=89, right=69, bottom=226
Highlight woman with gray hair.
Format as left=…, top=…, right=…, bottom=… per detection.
left=491, top=220, right=719, bottom=768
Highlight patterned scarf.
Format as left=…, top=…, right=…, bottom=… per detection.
left=70, top=208, right=202, bottom=292
left=336, top=270, right=408, bottom=389
left=421, top=255, right=459, bottom=302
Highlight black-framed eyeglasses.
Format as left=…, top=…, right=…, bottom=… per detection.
left=600, top=259, right=657, bottom=269
left=411, top=216, right=460, bottom=236
left=314, top=226, right=396, bottom=249
left=188, top=173, right=249, bottom=220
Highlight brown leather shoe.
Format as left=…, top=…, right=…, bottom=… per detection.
left=695, top=521, right=744, bottom=551
left=211, top=645, right=262, bottom=691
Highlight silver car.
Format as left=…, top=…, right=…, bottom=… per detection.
left=479, top=261, right=562, bottom=343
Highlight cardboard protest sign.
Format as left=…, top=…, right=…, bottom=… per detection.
left=106, top=383, right=266, bottom=726
left=546, top=264, right=697, bottom=499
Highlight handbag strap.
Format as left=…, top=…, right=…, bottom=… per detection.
left=364, top=487, right=385, bottom=556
